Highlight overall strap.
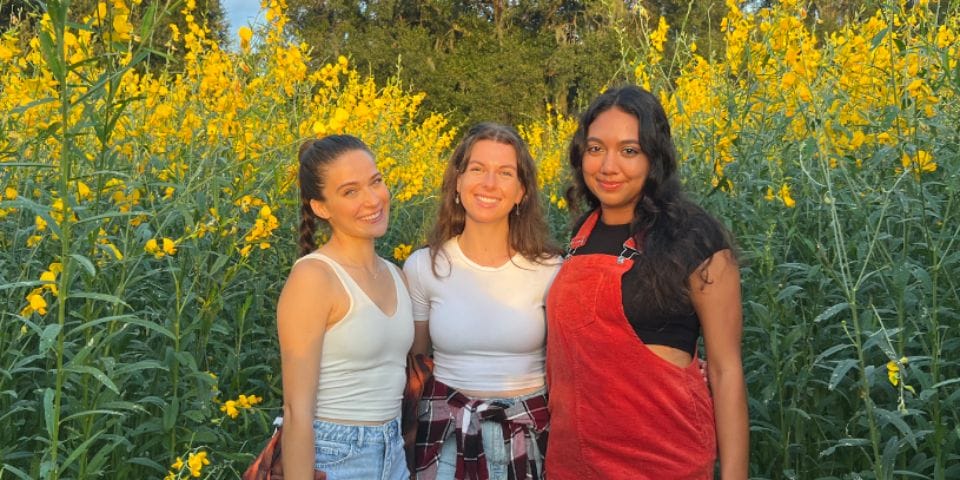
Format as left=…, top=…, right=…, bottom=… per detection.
left=567, top=209, right=643, bottom=263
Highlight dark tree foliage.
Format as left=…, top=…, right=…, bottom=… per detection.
left=1, top=0, right=42, bottom=30
left=286, top=0, right=635, bottom=126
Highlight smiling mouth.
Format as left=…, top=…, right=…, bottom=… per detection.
left=474, top=194, right=500, bottom=206
left=359, top=209, right=385, bottom=223
left=596, top=180, right=623, bottom=191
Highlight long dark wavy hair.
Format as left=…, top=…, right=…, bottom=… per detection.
left=566, top=85, right=735, bottom=314
left=297, top=135, right=373, bottom=257
left=427, top=122, right=562, bottom=275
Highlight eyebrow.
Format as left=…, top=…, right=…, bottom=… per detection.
left=586, top=136, right=641, bottom=145
left=335, top=172, right=381, bottom=192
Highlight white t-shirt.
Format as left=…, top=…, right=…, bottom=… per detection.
left=403, top=238, right=561, bottom=392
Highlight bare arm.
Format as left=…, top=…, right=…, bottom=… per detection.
left=411, top=321, right=431, bottom=356
left=277, top=260, right=341, bottom=480
left=401, top=253, right=432, bottom=356
left=690, top=249, right=749, bottom=479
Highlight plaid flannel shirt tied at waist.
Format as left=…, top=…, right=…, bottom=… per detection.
left=414, top=378, right=549, bottom=480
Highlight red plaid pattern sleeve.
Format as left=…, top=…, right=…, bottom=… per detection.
left=414, top=379, right=549, bottom=480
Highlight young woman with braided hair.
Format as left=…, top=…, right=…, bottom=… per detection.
left=277, top=135, right=413, bottom=480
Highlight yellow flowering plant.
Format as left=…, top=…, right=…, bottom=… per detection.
left=2, top=0, right=958, bottom=478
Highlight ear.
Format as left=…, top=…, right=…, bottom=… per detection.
left=309, top=199, right=330, bottom=220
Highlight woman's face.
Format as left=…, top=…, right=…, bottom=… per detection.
left=456, top=139, right=525, bottom=230
left=582, top=107, right=650, bottom=225
left=311, top=149, right=390, bottom=239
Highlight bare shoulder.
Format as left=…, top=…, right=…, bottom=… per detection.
left=283, top=256, right=339, bottom=296
left=278, top=256, right=347, bottom=331
left=691, top=248, right=739, bottom=291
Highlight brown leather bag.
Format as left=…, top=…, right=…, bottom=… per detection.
left=242, top=426, right=326, bottom=480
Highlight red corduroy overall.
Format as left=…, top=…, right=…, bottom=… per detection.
left=545, top=211, right=716, bottom=479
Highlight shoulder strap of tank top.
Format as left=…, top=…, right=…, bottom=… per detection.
left=294, top=252, right=357, bottom=301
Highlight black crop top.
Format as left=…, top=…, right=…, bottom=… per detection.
left=572, top=218, right=725, bottom=356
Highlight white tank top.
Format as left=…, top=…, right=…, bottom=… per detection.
left=295, top=252, right=414, bottom=422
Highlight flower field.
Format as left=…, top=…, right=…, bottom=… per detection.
left=1, top=0, right=957, bottom=478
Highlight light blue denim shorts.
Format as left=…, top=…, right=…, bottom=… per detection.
left=312, top=416, right=408, bottom=480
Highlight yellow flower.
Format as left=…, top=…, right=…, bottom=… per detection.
left=220, top=399, right=239, bottom=418
left=75, top=181, right=92, bottom=201
left=171, top=456, right=184, bottom=470
left=40, top=270, right=58, bottom=296
left=162, top=238, right=177, bottom=256
left=779, top=184, right=796, bottom=208
left=4, top=187, right=16, bottom=200
left=886, top=360, right=900, bottom=386
left=392, top=244, right=412, bottom=262
left=187, top=451, right=209, bottom=477
left=35, top=215, right=48, bottom=231
left=27, top=235, right=43, bottom=248
left=901, top=150, right=937, bottom=178
left=238, top=26, right=253, bottom=51
left=22, top=290, right=48, bottom=316
left=145, top=238, right=160, bottom=256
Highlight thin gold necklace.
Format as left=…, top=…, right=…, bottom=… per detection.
left=338, top=259, right=383, bottom=280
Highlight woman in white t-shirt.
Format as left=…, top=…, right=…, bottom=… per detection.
left=404, top=123, right=562, bottom=480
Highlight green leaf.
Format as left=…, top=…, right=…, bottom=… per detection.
left=814, top=343, right=853, bottom=363
left=60, top=409, right=124, bottom=423
left=39, top=324, right=62, bottom=356
left=37, top=29, right=65, bottom=84
left=929, top=377, right=960, bottom=390
left=43, top=388, right=56, bottom=438
left=162, top=399, right=179, bottom=432
left=874, top=408, right=916, bottom=449
left=881, top=436, right=899, bottom=480
left=814, top=302, right=849, bottom=323
left=828, top=359, right=858, bottom=390
left=819, top=437, right=869, bottom=457
left=70, top=291, right=130, bottom=308
left=59, top=429, right=105, bottom=471
left=70, top=253, right=97, bottom=277
left=776, top=285, right=804, bottom=302
left=69, top=315, right=175, bottom=341
left=0, top=281, right=44, bottom=291
left=63, top=365, right=120, bottom=395
left=0, top=463, right=35, bottom=480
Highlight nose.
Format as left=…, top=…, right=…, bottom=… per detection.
left=481, top=170, right=497, bottom=187
left=362, top=185, right=381, bottom=206
left=598, top=151, right=617, bottom=174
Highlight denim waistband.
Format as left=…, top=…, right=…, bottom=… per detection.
left=312, top=416, right=402, bottom=446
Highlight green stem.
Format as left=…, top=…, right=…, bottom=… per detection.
left=50, top=2, right=71, bottom=478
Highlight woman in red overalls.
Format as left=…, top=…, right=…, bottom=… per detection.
left=545, top=85, right=749, bottom=479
